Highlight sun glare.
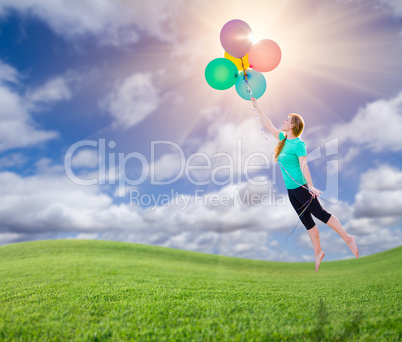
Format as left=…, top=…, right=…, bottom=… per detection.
left=165, top=1, right=401, bottom=126
left=248, top=33, right=256, bottom=44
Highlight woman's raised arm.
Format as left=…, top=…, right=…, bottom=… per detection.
left=251, top=98, right=280, bottom=140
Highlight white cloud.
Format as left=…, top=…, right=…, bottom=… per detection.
left=0, top=82, right=58, bottom=152
left=131, top=179, right=295, bottom=236
left=75, top=233, right=99, bottom=240
left=151, top=152, right=184, bottom=183
left=0, top=153, right=28, bottom=169
left=353, top=164, right=402, bottom=218
left=0, top=0, right=183, bottom=46
left=0, top=60, right=19, bottom=84
left=101, top=72, right=159, bottom=129
left=71, top=149, right=99, bottom=169
left=0, top=170, right=144, bottom=234
left=201, top=116, right=275, bottom=159
left=26, top=77, right=71, bottom=104
left=164, top=229, right=290, bottom=261
left=327, top=164, right=402, bottom=256
left=359, top=164, right=402, bottom=191
left=351, top=227, right=402, bottom=251
left=0, top=60, right=79, bottom=152
left=327, top=91, right=402, bottom=153
left=0, top=232, right=26, bottom=246
left=34, top=158, right=65, bottom=175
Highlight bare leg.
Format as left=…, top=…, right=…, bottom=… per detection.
left=326, top=215, right=359, bottom=258
left=307, top=226, right=325, bottom=272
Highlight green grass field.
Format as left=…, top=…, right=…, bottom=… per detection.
left=0, top=239, right=400, bottom=341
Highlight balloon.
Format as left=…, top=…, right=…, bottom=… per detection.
left=248, top=39, right=282, bottom=72
left=224, top=51, right=250, bottom=71
left=205, top=58, right=239, bottom=90
left=235, top=69, right=266, bottom=100
left=220, top=19, right=253, bottom=58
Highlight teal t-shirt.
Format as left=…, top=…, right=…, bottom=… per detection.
left=277, top=131, right=307, bottom=189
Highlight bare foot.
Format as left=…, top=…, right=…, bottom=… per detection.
left=315, top=250, right=325, bottom=272
left=347, top=235, right=359, bottom=258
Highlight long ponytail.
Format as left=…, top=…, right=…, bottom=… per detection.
left=274, top=136, right=287, bottom=162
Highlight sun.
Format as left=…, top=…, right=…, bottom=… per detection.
left=248, top=33, right=257, bottom=44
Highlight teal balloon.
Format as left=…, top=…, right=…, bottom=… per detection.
left=205, top=58, right=238, bottom=90
left=235, top=69, right=266, bottom=100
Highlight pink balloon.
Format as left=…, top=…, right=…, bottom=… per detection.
left=248, top=39, right=282, bottom=72
left=220, top=20, right=253, bottom=59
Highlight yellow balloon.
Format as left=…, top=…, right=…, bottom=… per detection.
left=224, top=51, right=250, bottom=71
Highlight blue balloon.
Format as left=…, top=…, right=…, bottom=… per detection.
left=235, top=69, right=266, bottom=100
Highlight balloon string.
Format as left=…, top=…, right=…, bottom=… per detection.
left=243, top=76, right=314, bottom=238
left=286, top=195, right=314, bottom=240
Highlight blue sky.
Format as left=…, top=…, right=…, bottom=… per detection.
left=0, top=0, right=401, bottom=262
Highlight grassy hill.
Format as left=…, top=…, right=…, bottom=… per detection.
left=0, top=239, right=400, bottom=341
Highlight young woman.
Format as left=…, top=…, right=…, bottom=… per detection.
left=251, top=98, right=358, bottom=271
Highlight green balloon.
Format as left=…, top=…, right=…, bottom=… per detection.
left=205, top=58, right=238, bottom=90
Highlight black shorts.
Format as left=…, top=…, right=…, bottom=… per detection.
left=287, top=184, right=332, bottom=230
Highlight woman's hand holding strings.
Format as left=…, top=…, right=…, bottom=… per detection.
left=251, top=97, right=259, bottom=110
left=309, top=186, right=322, bottom=198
